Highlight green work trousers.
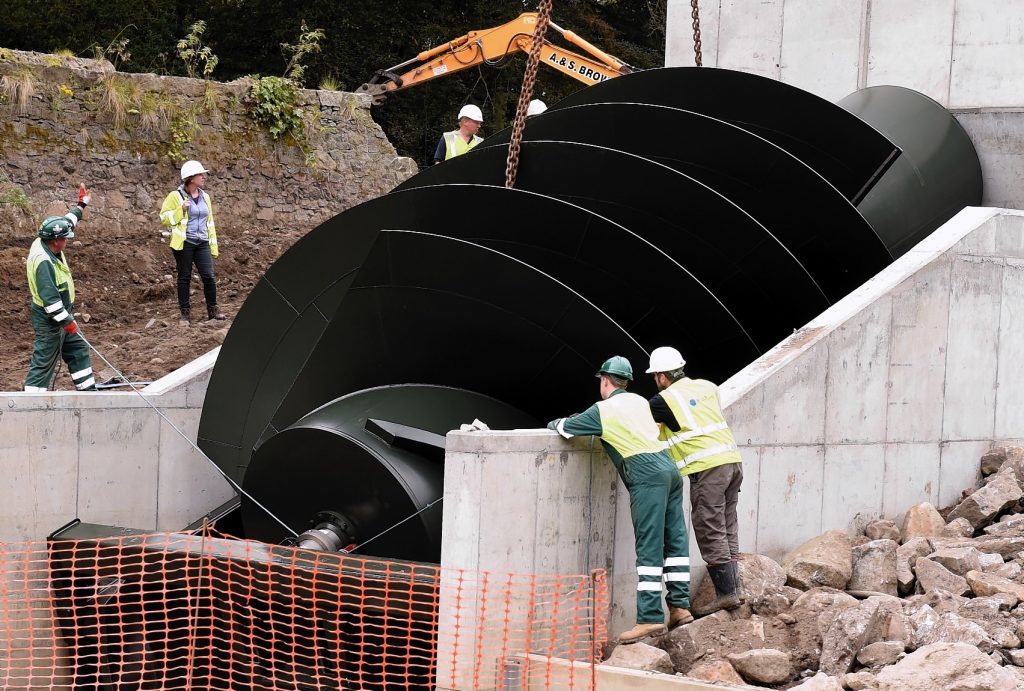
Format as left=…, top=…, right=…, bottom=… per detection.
left=624, top=452, right=690, bottom=623
left=25, top=307, right=93, bottom=390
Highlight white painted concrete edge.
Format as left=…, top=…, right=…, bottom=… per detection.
left=720, top=206, right=1005, bottom=405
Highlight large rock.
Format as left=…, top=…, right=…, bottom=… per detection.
left=791, top=672, right=844, bottom=690
left=979, top=551, right=1006, bottom=571
left=973, top=535, right=1024, bottom=559
left=982, top=448, right=1010, bottom=476
left=927, top=546, right=983, bottom=576
left=947, top=469, right=1023, bottom=529
left=994, top=561, right=1024, bottom=580
left=895, top=538, right=932, bottom=595
left=958, top=596, right=1021, bottom=649
left=602, top=641, right=674, bottom=674
left=819, top=599, right=888, bottom=675
left=691, top=552, right=785, bottom=613
left=749, top=584, right=802, bottom=617
left=900, top=503, right=946, bottom=542
left=726, top=648, right=792, bottom=685
left=856, top=640, right=905, bottom=668
left=849, top=539, right=898, bottom=595
left=941, top=517, right=975, bottom=538
left=788, top=588, right=859, bottom=673
left=782, top=530, right=853, bottom=591
left=656, top=624, right=699, bottom=673
left=985, top=514, right=1024, bottom=537
left=872, top=642, right=1019, bottom=690
left=992, top=447, right=1024, bottom=485
left=966, top=569, right=1024, bottom=600
left=686, top=659, right=745, bottom=685
left=914, top=557, right=970, bottom=595
left=908, top=607, right=995, bottom=653
left=865, top=520, right=901, bottom=542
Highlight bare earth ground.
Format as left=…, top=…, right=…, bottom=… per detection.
left=0, top=213, right=304, bottom=391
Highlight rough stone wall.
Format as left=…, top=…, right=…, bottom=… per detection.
left=0, top=50, right=417, bottom=236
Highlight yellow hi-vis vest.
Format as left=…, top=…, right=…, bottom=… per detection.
left=659, top=378, right=741, bottom=476
left=443, top=131, right=483, bottom=160
left=159, top=189, right=219, bottom=256
left=596, top=391, right=667, bottom=459
left=27, top=238, right=75, bottom=307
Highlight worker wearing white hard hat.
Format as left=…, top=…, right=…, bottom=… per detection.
left=434, top=104, right=484, bottom=164
left=159, top=160, right=227, bottom=325
left=647, top=346, right=744, bottom=619
left=526, top=99, right=547, bottom=116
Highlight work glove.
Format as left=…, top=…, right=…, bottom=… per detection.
left=63, top=321, right=78, bottom=335
left=77, top=183, right=91, bottom=208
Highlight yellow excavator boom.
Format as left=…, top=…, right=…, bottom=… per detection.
left=357, top=13, right=633, bottom=104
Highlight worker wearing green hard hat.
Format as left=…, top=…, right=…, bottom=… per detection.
left=24, top=184, right=96, bottom=392
left=548, top=355, right=691, bottom=644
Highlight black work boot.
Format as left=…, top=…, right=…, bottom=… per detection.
left=207, top=305, right=227, bottom=320
left=693, top=564, right=741, bottom=618
left=730, top=559, right=745, bottom=602
left=179, top=308, right=191, bottom=326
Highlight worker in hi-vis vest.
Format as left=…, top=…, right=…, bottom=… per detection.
left=548, top=356, right=692, bottom=644
left=24, top=184, right=96, bottom=392
left=646, top=346, right=743, bottom=618
left=433, top=104, right=484, bottom=163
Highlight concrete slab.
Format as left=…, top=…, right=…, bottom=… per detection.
left=882, top=443, right=941, bottom=523
left=735, top=446, right=761, bottom=554
left=939, top=440, right=989, bottom=509
left=942, top=255, right=1002, bottom=440
left=155, top=408, right=235, bottom=532
left=992, top=212, right=1024, bottom=258
left=76, top=409, right=159, bottom=529
left=780, top=0, right=863, bottom=101
left=865, top=0, right=955, bottom=103
left=0, top=410, right=79, bottom=542
left=950, top=0, right=1024, bottom=108
left=757, top=340, right=828, bottom=445
left=716, top=0, right=783, bottom=78
left=996, top=260, right=1024, bottom=438
left=886, top=261, right=951, bottom=443
left=822, top=444, right=885, bottom=533
left=824, top=298, right=892, bottom=444
left=755, top=444, right=824, bottom=559
left=722, top=386, right=767, bottom=446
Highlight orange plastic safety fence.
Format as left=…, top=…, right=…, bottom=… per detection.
left=0, top=532, right=608, bottom=690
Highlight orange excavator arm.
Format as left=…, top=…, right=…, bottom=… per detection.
left=357, top=12, right=634, bottom=105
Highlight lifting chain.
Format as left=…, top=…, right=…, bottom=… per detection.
left=505, top=0, right=554, bottom=189
left=691, top=0, right=703, bottom=67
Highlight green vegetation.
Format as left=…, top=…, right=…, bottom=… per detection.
left=281, top=21, right=324, bottom=86
left=0, top=68, right=35, bottom=112
left=318, top=75, right=341, bottom=92
left=0, top=186, right=32, bottom=215
left=0, top=1, right=666, bottom=166
left=176, top=20, right=218, bottom=79
left=244, top=75, right=303, bottom=141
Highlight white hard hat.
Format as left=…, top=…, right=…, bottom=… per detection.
left=457, top=104, right=483, bottom=123
left=180, top=160, right=209, bottom=180
left=645, top=346, right=687, bottom=374
left=526, top=99, right=547, bottom=116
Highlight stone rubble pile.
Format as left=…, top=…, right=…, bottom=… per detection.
left=602, top=446, right=1024, bottom=690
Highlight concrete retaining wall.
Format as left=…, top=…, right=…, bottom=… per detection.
left=664, top=0, right=1024, bottom=209
left=0, top=349, right=232, bottom=542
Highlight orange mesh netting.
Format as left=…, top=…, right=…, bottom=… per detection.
left=1, top=531, right=608, bottom=689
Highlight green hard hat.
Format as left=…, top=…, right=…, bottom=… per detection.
left=596, top=355, right=633, bottom=381
left=38, top=216, right=75, bottom=241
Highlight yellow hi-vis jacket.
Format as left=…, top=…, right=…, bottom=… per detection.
left=658, top=378, right=742, bottom=476
left=443, top=131, right=483, bottom=160
left=596, top=391, right=667, bottom=460
left=159, top=189, right=219, bottom=256
left=27, top=238, right=75, bottom=324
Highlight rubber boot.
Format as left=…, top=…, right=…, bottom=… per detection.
left=618, top=622, right=667, bottom=644
left=730, top=559, right=745, bottom=603
left=179, top=308, right=191, bottom=326
left=207, top=305, right=227, bottom=320
left=692, top=564, right=741, bottom=618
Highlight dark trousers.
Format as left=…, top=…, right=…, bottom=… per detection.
left=172, top=241, right=217, bottom=310
left=689, top=462, right=743, bottom=566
